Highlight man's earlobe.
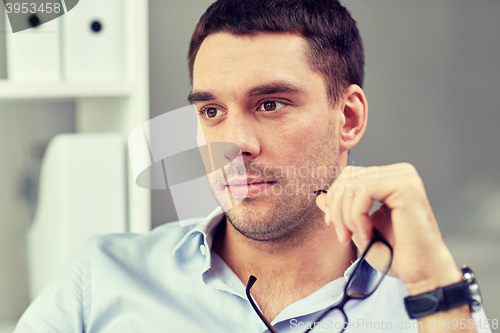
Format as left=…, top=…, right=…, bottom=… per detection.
left=338, top=85, right=368, bottom=152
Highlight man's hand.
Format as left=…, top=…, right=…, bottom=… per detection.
left=316, top=163, right=477, bottom=332
left=316, top=163, right=461, bottom=293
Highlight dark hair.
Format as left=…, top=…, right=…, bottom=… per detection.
left=188, top=0, right=364, bottom=103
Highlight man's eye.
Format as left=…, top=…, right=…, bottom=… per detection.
left=258, top=101, right=286, bottom=112
left=202, top=107, right=225, bottom=118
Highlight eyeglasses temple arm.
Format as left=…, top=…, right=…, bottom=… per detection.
left=246, top=275, right=279, bottom=333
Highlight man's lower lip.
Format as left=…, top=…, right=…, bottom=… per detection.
left=226, top=183, right=275, bottom=197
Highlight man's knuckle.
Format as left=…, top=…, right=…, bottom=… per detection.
left=398, top=162, right=417, bottom=173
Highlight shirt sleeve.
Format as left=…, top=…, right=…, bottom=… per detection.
left=13, top=237, right=95, bottom=333
left=472, top=307, right=494, bottom=333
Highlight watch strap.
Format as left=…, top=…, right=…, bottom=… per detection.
left=404, top=280, right=470, bottom=319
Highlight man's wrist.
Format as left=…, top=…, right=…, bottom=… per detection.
left=403, top=265, right=484, bottom=325
left=404, top=266, right=463, bottom=296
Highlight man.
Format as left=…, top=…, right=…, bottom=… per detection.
left=15, top=0, right=491, bottom=332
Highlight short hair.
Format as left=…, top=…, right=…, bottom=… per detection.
left=188, top=0, right=364, bottom=104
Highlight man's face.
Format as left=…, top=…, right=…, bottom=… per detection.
left=191, top=32, right=341, bottom=241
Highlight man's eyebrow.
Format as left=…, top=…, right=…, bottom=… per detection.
left=187, top=91, right=216, bottom=104
left=187, top=81, right=305, bottom=104
left=247, top=81, right=306, bottom=97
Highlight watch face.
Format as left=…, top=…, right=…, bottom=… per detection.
left=469, top=284, right=482, bottom=312
left=462, top=266, right=482, bottom=312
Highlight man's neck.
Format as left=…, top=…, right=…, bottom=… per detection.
left=212, top=214, right=357, bottom=322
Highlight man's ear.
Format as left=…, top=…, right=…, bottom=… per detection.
left=338, top=84, right=368, bottom=153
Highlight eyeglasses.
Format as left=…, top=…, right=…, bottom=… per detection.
left=246, top=232, right=393, bottom=333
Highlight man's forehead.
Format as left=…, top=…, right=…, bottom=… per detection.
left=192, top=31, right=311, bottom=77
left=190, top=31, right=321, bottom=101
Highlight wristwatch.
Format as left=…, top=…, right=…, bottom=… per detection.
left=404, top=265, right=482, bottom=319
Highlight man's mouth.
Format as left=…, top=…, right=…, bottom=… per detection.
left=226, top=178, right=276, bottom=197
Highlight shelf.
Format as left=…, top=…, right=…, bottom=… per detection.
left=0, top=80, right=133, bottom=100
left=0, top=0, right=151, bottom=235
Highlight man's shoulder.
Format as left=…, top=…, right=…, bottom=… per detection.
left=13, top=217, right=211, bottom=333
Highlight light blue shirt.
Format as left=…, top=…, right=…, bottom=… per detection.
left=14, top=208, right=491, bottom=333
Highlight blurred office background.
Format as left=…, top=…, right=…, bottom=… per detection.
left=1, top=0, right=499, bottom=330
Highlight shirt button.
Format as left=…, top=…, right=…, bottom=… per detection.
left=200, top=244, right=207, bottom=256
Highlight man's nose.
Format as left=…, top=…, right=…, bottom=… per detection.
left=222, top=111, right=260, bottom=162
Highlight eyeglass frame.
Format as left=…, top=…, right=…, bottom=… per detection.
left=245, top=232, right=394, bottom=333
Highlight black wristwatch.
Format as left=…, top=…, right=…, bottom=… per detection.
left=404, top=265, right=482, bottom=319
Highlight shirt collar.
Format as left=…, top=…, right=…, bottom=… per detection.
left=172, top=206, right=225, bottom=257
left=344, top=257, right=362, bottom=280
left=171, top=207, right=375, bottom=293
left=172, top=207, right=367, bottom=281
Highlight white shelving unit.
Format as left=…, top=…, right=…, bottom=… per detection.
left=0, top=0, right=151, bottom=234
left=0, top=81, right=133, bottom=99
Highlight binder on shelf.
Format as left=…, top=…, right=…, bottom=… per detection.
left=62, top=0, right=123, bottom=81
left=5, top=11, right=61, bottom=82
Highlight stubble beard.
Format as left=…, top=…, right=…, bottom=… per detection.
left=208, top=129, right=338, bottom=244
